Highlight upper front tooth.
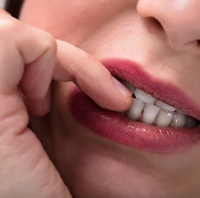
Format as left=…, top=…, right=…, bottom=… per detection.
left=155, top=100, right=176, bottom=112
left=135, top=89, right=156, bottom=104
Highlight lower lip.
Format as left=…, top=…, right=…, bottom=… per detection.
left=69, top=87, right=200, bottom=154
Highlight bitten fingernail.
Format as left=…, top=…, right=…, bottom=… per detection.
left=112, top=77, right=132, bottom=97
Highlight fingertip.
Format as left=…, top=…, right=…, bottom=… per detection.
left=112, top=77, right=133, bottom=97
left=82, top=74, right=133, bottom=112
left=110, top=94, right=132, bottom=112
left=93, top=78, right=133, bottom=112
left=105, top=76, right=132, bottom=112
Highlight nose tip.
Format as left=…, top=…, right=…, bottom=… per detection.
left=137, top=0, right=200, bottom=51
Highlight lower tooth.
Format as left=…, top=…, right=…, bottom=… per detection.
left=156, top=110, right=174, bottom=127
left=127, top=98, right=144, bottom=120
left=171, top=112, right=187, bottom=128
left=142, top=104, right=159, bottom=125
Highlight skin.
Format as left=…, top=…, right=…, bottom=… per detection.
left=1, top=0, right=200, bottom=197
left=0, top=6, right=131, bottom=198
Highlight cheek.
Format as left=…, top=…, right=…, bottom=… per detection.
left=20, top=0, right=131, bottom=45
left=20, top=1, right=86, bottom=35
left=20, top=1, right=114, bottom=44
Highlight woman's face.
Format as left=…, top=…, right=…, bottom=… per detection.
left=20, top=0, right=200, bottom=197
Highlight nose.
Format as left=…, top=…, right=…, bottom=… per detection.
left=137, top=0, right=200, bottom=50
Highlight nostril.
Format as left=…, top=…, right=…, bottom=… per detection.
left=148, top=17, right=164, bottom=30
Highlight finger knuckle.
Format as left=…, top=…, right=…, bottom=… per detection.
left=41, top=32, right=57, bottom=51
left=0, top=17, right=18, bottom=38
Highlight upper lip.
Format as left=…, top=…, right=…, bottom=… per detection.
left=101, top=58, right=200, bottom=121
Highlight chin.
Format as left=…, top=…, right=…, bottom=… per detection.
left=51, top=130, right=169, bottom=198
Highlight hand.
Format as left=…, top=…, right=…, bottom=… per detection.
left=0, top=9, right=71, bottom=198
left=0, top=9, right=131, bottom=197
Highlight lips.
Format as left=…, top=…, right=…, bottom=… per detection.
left=68, top=58, right=200, bottom=153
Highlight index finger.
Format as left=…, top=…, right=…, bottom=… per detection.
left=53, top=40, right=132, bottom=112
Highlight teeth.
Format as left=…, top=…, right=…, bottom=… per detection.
left=142, top=104, right=159, bottom=125
left=155, top=100, right=176, bottom=111
left=171, top=112, right=187, bottom=128
left=120, top=79, right=199, bottom=128
left=156, top=110, right=174, bottom=127
left=135, top=89, right=156, bottom=104
left=127, top=98, right=145, bottom=121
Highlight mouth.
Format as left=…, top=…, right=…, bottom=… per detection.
left=68, top=58, right=200, bottom=154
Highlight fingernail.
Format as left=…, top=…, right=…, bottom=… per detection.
left=112, top=77, right=132, bottom=97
